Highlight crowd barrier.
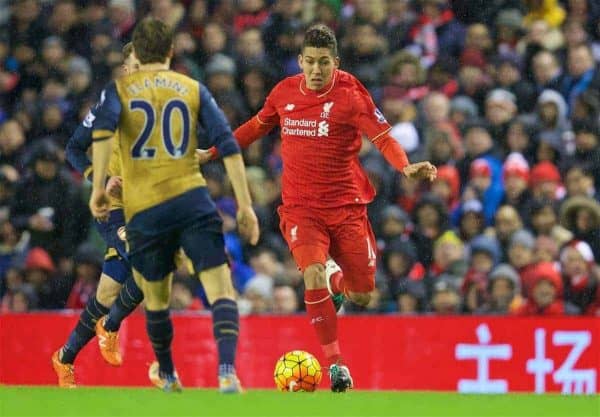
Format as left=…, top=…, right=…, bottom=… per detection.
left=1, top=313, right=598, bottom=393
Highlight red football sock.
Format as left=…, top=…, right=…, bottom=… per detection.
left=329, top=271, right=347, bottom=295
left=304, top=288, right=342, bottom=365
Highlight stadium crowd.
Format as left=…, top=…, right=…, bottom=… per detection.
left=1, top=0, right=600, bottom=317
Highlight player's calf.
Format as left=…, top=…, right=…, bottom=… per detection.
left=304, top=263, right=327, bottom=289
left=347, top=291, right=371, bottom=307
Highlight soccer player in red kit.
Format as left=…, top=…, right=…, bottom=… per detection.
left=202, top=24, right=436, bottom=392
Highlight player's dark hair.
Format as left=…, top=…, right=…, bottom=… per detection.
left=302, top=24, right=338, bottom=56
left=122, top=42, right=133, bottom=59
left=132, top=19, right=173, bottom=64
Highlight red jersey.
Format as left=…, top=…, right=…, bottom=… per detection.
left=257, top=70, right=392, bottom=208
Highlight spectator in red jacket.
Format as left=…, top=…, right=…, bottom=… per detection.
left=515, top=262, right=580, bottom=315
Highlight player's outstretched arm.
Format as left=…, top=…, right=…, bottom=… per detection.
left=198, top=115, right=276, bottom=162
left=373, top=133, right=437, bottom=181
left=223, top=153, right=260, bottom=245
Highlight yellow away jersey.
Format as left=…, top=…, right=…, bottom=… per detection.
left=112, top=70, right=206, bottom=220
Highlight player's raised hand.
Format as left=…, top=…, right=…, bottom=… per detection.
left=236, top=205, right=260, bottom=245
left=90, top=188, right=111, bottom=221
left=403, top=162, right=437, bottom=182
left=106, top=176, right=123, bottom=199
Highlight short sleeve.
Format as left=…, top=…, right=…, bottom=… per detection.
left=92, top=81, right=122, bottom=141
left=350, top=79, right=391, bottom=142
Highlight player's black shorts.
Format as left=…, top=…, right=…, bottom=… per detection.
left=95, top=208, right=131, bottom=284
left=126, top=187, right=227, bottom=281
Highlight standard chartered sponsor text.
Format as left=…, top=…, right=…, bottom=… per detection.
left=283, top=118, right=318, bottom=137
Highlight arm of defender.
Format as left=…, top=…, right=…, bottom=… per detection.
left=198, top=84, right=241, bottom=158
left=223, top=153, right=259, bottom=245
left=65, top=110, right=95, bottom=181
left=90, top=82, right=122, bottom=219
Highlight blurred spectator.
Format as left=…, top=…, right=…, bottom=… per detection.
left=24, top=247, right=60, bottom=309
left=376, top=205, right=412, bottom=246
left=515, top=262, right=579, bottom=315
left=564, top=119, right=600, bottom=188
left=561, top=43, right=600, bottom=113
left=455, top=199, right=485, bottom=243
left=493, top=54, right=536, bottom=112
left=523, top=0, right=566, bottom=28
left=411, top=194, right=449, bottom=266
left=529, top=161, right=563, bottom=202
left=430, top=165, right=460, bottom=212
left=424, top=230, right=467, bottom=297
left=171, top=277, right=203, bottom=311
left=382, top=237, right=425, bottom=300
left=485, top=88, right=518, bottom=145
left=533, top=90, right=571, bottom=154
left=383, top=52, right=429, bottom=102
left=467, top=158, right=504, bottom=224
left=531, top=50, right=563, bottom=93
left=272, top=284, right=299, bottom=314
left=560, top=196, right=600, bottom=259
left=341, top=22, right=387, bottom=91
left=430, top=274, right=462, bottom=314
left=10, top=140, right=89, bottom=262
left=500, top=152, right=532, bottom=220
left=408, top=0, right=465, bottom=67
left=108, top=0, right=136, bottom=43
left=507, top=229, right=539, bottom=297
left=461, top=234, right=500, bottom=313
left=395, top=278, right=426, bottom=314
left=529, top=199, right=572, bottom=246
left=564, top=165, right=598, bottom=200
left=0, top=119, right=26, bottom=170
left=478, top=263, right=523, bottom=314
left=560, top=240, right=597, bottom=312
left=239, top=274, right=273, bottom=314
left=65, top=244, right=102, bottom=309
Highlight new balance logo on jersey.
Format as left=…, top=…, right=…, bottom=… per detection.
left=318, top=121, right=329, bottom=137
left=285, top=103, right=295, bottom=111
left=290, top=225, right=298, bottom=242
left=321, top=101, right=334, bottom=118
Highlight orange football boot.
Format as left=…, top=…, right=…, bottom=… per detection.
left=95, top=316, right=123, bottom=366
left=51, top=349, right=76, bottom=388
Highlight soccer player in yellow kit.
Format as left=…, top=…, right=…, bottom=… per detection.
left=89, top=20, right=259, bottom=392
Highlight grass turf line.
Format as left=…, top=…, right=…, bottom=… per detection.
left=0, top=387, right=598, bottom=417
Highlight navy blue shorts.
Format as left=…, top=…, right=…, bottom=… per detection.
left=126, top=187, right=227, bottom=281
left=95, top=209, right=128, bottom=260
left=95, top=209, right=131, bottom=284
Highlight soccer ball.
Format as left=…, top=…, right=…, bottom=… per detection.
left=273, top=350, right=322, bottom=392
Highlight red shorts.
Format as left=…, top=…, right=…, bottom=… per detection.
left=278, top=204, right=377, bottom=293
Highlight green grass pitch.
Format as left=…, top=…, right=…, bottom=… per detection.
left=0, top=387, right=598, bottom=417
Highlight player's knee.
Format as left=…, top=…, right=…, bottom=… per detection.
left=96, top=274, right=121, bottom=306
left=200, top=263, right=235, bottom=304
left=348, top=291, right=371, bottom=306
left=303, top=263, right=326, bottom=289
